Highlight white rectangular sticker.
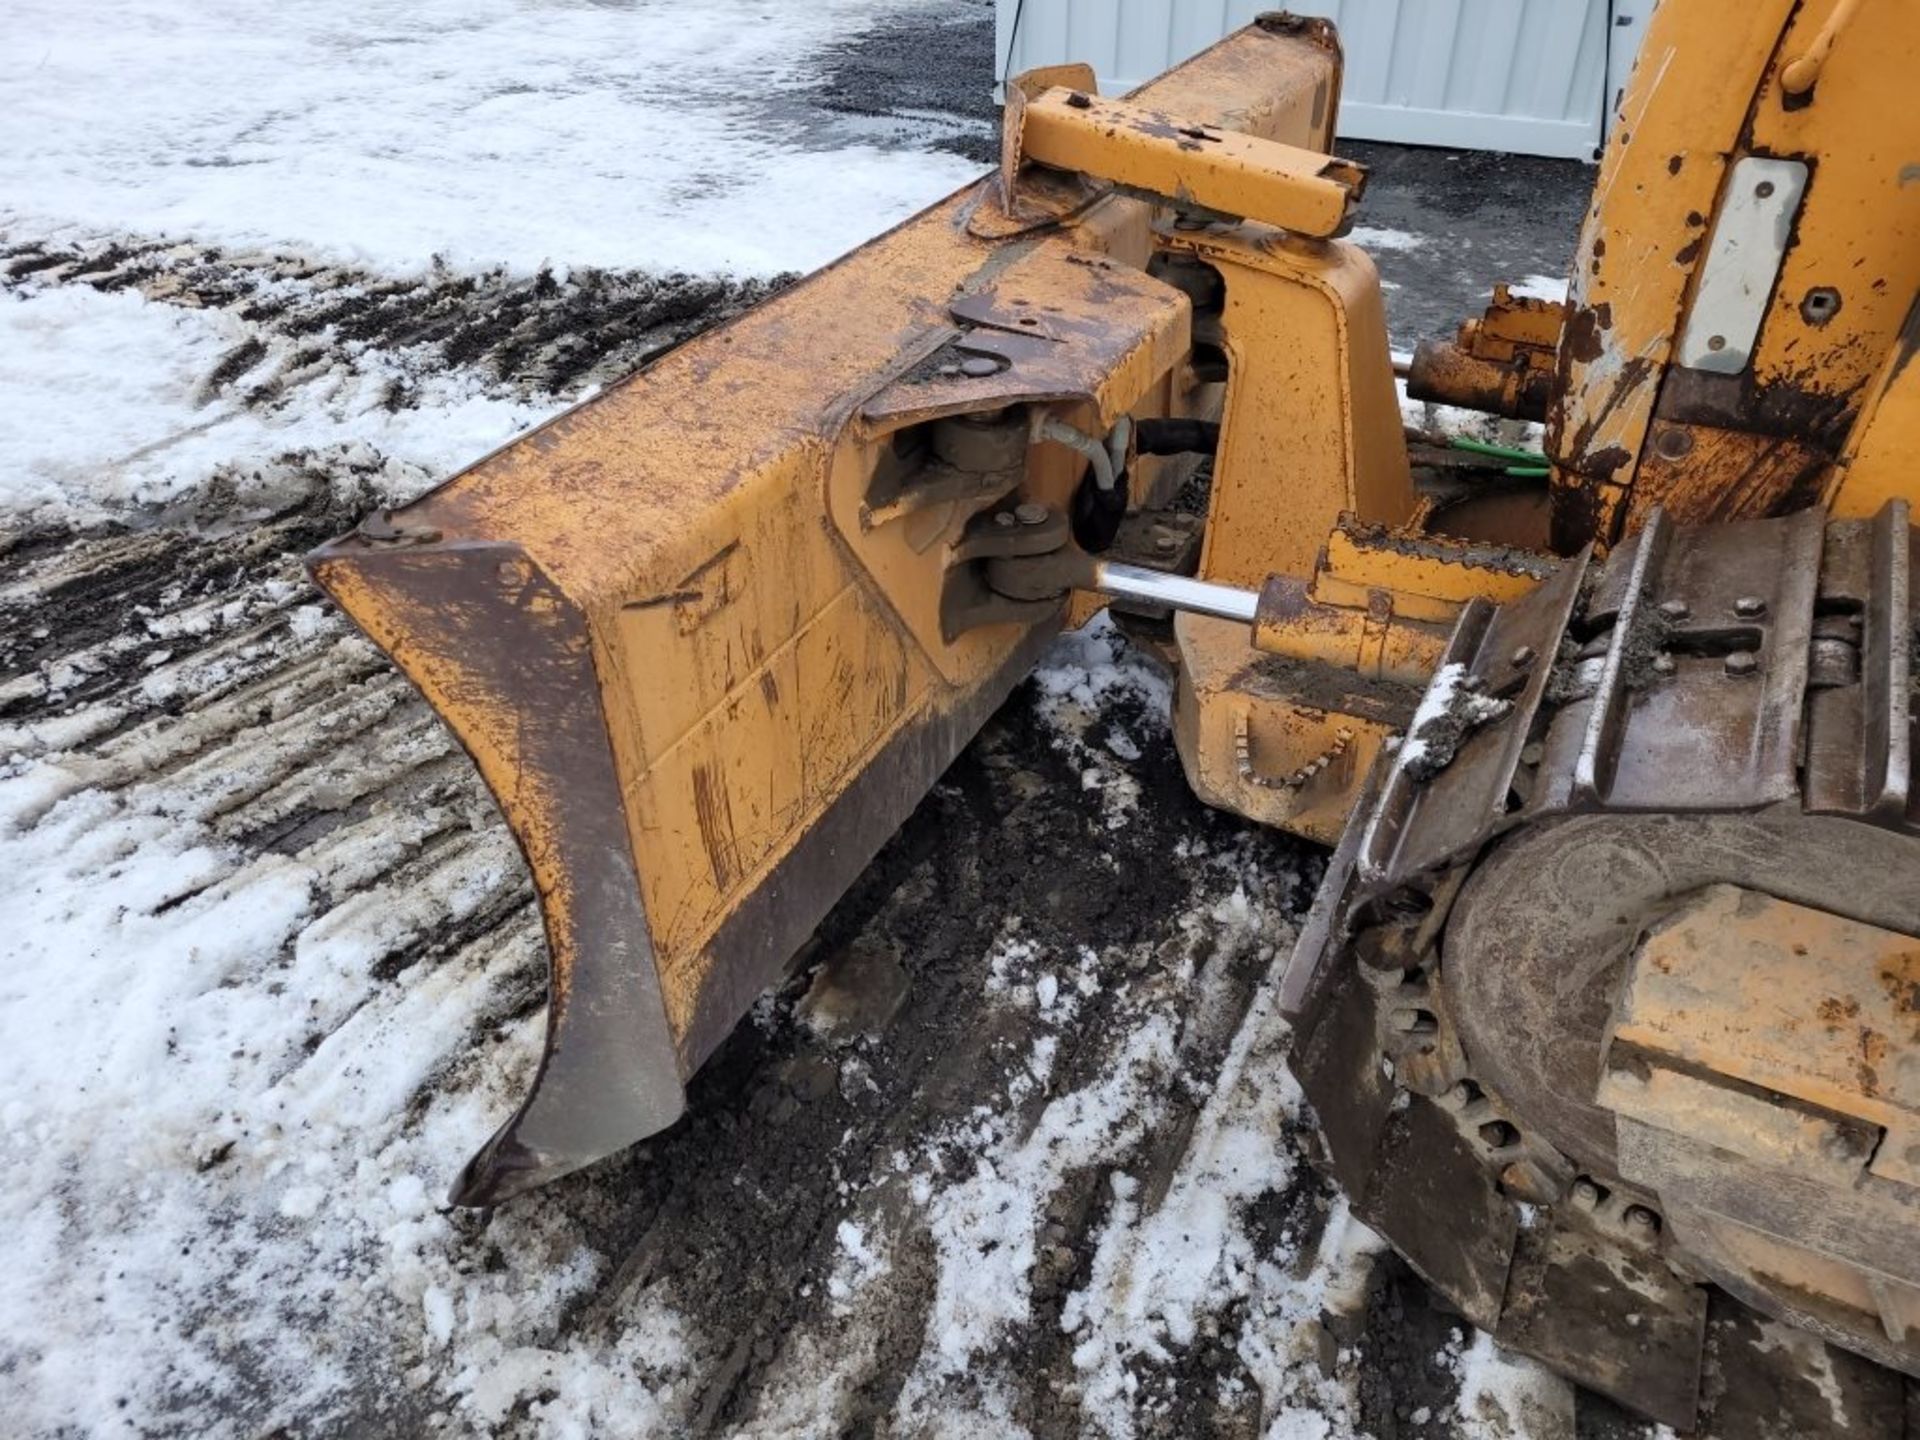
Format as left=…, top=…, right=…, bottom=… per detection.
left=1676, top=155, right=1809, bottom=375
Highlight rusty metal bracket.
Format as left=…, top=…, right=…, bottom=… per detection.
left=1407, top=283, right=1564, bottom=423
left=1356, top=551, right=1589, bottom=890
left=1571, top=506, right=1822, bottom=812
left=998, top=85, right=1364, bottom=237
left=1806, top=499, right=1916, bottom=827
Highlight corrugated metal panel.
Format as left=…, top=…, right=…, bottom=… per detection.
left=995, top=0, right=1625, bottom=159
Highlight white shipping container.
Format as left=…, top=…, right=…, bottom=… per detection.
left=995, top=0, right=1654, bottom=160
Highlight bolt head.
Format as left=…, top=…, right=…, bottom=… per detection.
left=993, top=511, right=1017, bottom=529
left=1654, top=427, right=1695, bottom=461
left=1014, top=501, right=1048, bottom=527
left=959, top=356, right=999, bottom=378
left=1657, top=598, right=1690, bottom=621
left=1733, top=595, right=1767, bottom=618
left=1571, top=1178, right=1601, bottom=1207
left=1624, top=1205, right=1660, bottom=1233
left=1725, top=649, right=1759, bottom=677
left=1510, top=644, right=1537, bottom=669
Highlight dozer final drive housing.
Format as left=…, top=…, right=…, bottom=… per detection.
left=310, top=2, right=1920, bottom=1427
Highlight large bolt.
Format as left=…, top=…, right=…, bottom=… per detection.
left=1725, top=650, right=1759, bottom=677
left=1570, top=1178, right=1602, bottom=1208
left=1658, top=598, right=1690, bottom=621
left=1733, top=595, right=1767, bottom=618
left=1623, top=1205, right=1660, bottom=1236
left=1014, top=502, right=1048, bottom=527
left=1510, top=644, right=1537, bottom=669
left=960, top=356, right=1000, bottom=378
left=1654, top=427, right=1695, bottom=461
left=993, top=511, right=1017, bottom=529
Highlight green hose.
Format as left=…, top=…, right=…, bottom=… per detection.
left=1450, top=435, right=1549, bottom=465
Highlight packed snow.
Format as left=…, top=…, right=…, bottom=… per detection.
left=1394, top=661, right=1512, bottom=780
left=1347, top=226, right=1429, bottom=253
left=0, top=603, right=684, bottom=1436
left=1, top=0, right=986, bottom=279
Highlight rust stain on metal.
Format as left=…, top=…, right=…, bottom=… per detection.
left=1334, top=517, right=1556, bottom=579
left=1882, top=954, right=1920, bottom=1039
left=1562, top=303, right=1611, bottom=365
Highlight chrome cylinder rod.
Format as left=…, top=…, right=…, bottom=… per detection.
left=1089, top=560, right=1260, bottom=624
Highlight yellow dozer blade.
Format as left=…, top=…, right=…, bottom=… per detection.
left=310, top=17, right=1350, bottom=1205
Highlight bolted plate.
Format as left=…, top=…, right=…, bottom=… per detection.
left=1356, top=550, right=1586, bottom=891
left=1675, top=156, right=1810, bottom=375
left=1355, top=1095, right=1518, bottom=1333
left=1572, top=508, right=1821, bottom=813
left=1496, top=1216, right=1708, bottom=1430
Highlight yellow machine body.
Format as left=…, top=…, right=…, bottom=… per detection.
left=313, top=2, right=1920, bottom=1423
left=312, top=18, right=1352, bottom=1205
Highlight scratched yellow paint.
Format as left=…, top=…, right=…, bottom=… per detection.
left=1178, top=226, right=1414, bottom=588
left=312, top=21, right=1348, bottom=1070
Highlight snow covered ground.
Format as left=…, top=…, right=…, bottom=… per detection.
left=0, top=3, right=1653, bottom=1437
left=2, top=0, right=985, bottom=278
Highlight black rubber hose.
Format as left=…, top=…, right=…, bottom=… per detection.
left=1071, top=469, right=1130, bottom=553
left=1133, top=418, right=1222, bottom=456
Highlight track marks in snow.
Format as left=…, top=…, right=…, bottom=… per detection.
left=0, top=477, right=618, bottom=1437
left=1, top=235, right=786, bottom=525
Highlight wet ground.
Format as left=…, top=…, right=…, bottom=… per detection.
left=1341, top=142, right=1590, bottom=345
